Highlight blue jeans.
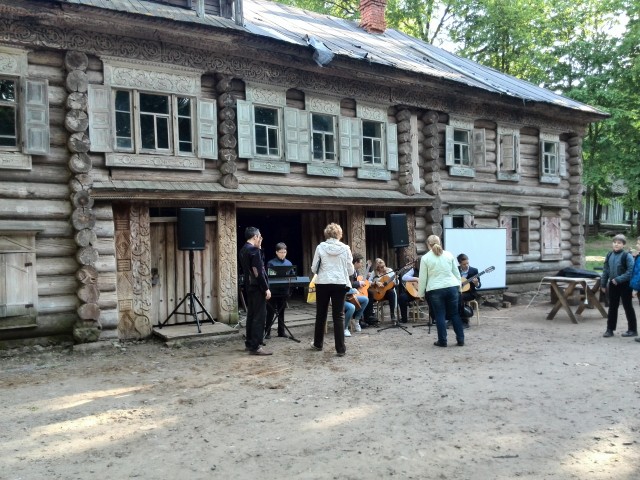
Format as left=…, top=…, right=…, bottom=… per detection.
left=428, top=286, right=464, bottom=345
left=344, top=301, right=355, bottom=328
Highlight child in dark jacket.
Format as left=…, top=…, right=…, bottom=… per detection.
left=629, top=236, right=640, bottom=343
left=601, top=234, right=637, bottom=338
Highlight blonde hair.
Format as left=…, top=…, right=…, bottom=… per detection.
left=324, top=223, right=343, bottom=240
left=427, top=234, right=443, bottom=256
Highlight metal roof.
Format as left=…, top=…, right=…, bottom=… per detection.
left=54, top=0, right=606, bottom=117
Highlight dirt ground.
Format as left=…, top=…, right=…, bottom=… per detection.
left=1, top=291, right=639, bottom=480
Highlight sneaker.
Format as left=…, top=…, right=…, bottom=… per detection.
left=603, top=329, right=614, bottom=338
left=344, top=328, right=351, bottom=337
left=310, top=342, right=322, bottom=351
left=621, top=331, right=638, bottom=337
left=337, top=351, right=346, bottom=357
left=635, top=337, right=640, bottom=343
left=355, top=322, right=362, bottom=332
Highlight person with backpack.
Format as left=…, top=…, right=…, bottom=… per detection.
left=601, top=234, right=637, bottom=338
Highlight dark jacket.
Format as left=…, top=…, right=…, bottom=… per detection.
left=630, top=255, right=640, bottom=291
left=601, top=250, right=633, bottom=287
left=460, top=266, right=481, bottom=294
left=239, top=242, right=269, bottom=293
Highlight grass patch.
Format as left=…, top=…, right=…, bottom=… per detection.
left=585, top=235, right=611, bottom=272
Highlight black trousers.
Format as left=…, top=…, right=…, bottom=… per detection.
left=313, top=283, right=347, bottom=354
left=606, top=282, right=637, bottom=332
left=245, top=285, right=267, bottom=351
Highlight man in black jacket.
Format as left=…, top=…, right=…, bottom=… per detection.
left=239, top=227, right=273, bottom=355
left=457, top=253, right=481, bottom=328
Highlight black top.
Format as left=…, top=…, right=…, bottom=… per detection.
left=239, top=242, right=269, bottom=293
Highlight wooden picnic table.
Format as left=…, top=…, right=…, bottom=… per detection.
left=542, top=276, right=607, bottom=324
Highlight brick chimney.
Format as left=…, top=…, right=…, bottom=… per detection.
left=360, top=0, right=387, bottom=34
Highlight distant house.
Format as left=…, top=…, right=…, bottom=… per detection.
left=0, top=0, right=607, bottom=346
left=584, top=180, right=635, bottom=234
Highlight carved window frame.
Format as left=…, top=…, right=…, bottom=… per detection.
left=0, top=46, right=50, bottom=171
left=445, top=117, right=477, bottom=178
left=539, top=132, right=566, bottom=184
left=499, top=208, right=529, bottom=261
left=88, top=58, right=216, bottom=171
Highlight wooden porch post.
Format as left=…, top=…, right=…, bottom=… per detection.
left=216, top=202, right=238, bottom=323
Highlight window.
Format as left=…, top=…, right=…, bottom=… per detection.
left=87, top=62, right=216, bottom=170
left=311, top=113, right=336, bottom=162
left=362, top=121, right=382, bottom=166
left=541, top=141, right=557, bottom=175
left=500, top=214, right=529, bottom=257
left=539, top=132, right=566, bottom=183
left=452, top=129, right=470, bottom=166
left=112, top=90, right=194, bottom=156
left=254, top=106, right=280, bottom=157
left=445, top=118, right=484, bottom=177
left=0, top=78, right=17, bottom=148
left=0, top=47, right=50, bottom=170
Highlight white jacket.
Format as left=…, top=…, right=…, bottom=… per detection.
left=311, top=238, right=354, bottom=286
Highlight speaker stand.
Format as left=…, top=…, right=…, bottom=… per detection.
left=159, top=250, right=215, bottom=333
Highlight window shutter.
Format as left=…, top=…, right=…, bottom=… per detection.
left=284, top=107, right=310, bottom=163
left=339, top=116, right=361, bottom=168
left=443, top=216, right=453, bottom=229
left=538, top=140, right=544, bottom=178
left=197, top=98, right=218, bottom=160
left=514, top=133, right=520, bottom=172
left=501, top=134, right=514, bottom=171
left=0, top=253, right=35, bottom=318
left=519, top=216, right=529, bottom=254
left=87, top=84, right=113, bottom=152
left=236, top=99, right=253, bottom=158
left=499, top=215, right=512, bottom=254
left=463, top=215, right=474, bottom=228
left=542, top=216, right=561, bottom=258
left=559, top=142, right=567, bottom=177
left=472, top=128, right=486, bottom=167
left=21, top=78, right=50, bottom=155
left=445, top=125, right=454, bottom=166
left=386, top=123, right=398, bottom=171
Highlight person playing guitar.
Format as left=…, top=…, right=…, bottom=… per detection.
left=362, top=258, right=398, bottom=325
left=399, top=256, right=422, bottom=324
left=344, top=253, right=371, bottom=332
left=457, top=253, right=480, bottom=328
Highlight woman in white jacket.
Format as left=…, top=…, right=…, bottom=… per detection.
left=310, top=223, right=354, bottom=356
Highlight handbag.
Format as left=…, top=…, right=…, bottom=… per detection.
left=461, top=304, right=474, bottom=318
left=307, top=274, right=318, bottom=304
left=346, top=288, right=361, bottom=309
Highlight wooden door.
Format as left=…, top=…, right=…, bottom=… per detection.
left=150, top=220, right=217, bottom=325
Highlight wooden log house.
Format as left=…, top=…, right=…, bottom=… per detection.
left=0, top=0, right=607, bottom=346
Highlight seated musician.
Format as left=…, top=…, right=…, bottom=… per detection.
left=362, top=258, right=398, bottom=325
left=398, top=256, right=421, bottom=324
left=265, top=242, right=293, bottom=339
left=345, top=253, right=370, bottom=333
left=457, top=253, right=481, bottom=328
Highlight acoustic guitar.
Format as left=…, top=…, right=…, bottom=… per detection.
left=404, top=280, right=420, bottom=298
left=346, top=276, right=370, bottom=310
left=461, top=266, right=495, bottom=292
left=369, top=263, right=413, bottom=301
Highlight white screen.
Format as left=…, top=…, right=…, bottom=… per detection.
left=443, top=228, right=507, bottom=290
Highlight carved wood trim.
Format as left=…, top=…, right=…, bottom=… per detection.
left=216, top=202, right=235, bottom=322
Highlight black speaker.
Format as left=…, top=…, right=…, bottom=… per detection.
left=177, top=208, right=205, bottom=250
left=386, top=213, right=409, bottom=248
